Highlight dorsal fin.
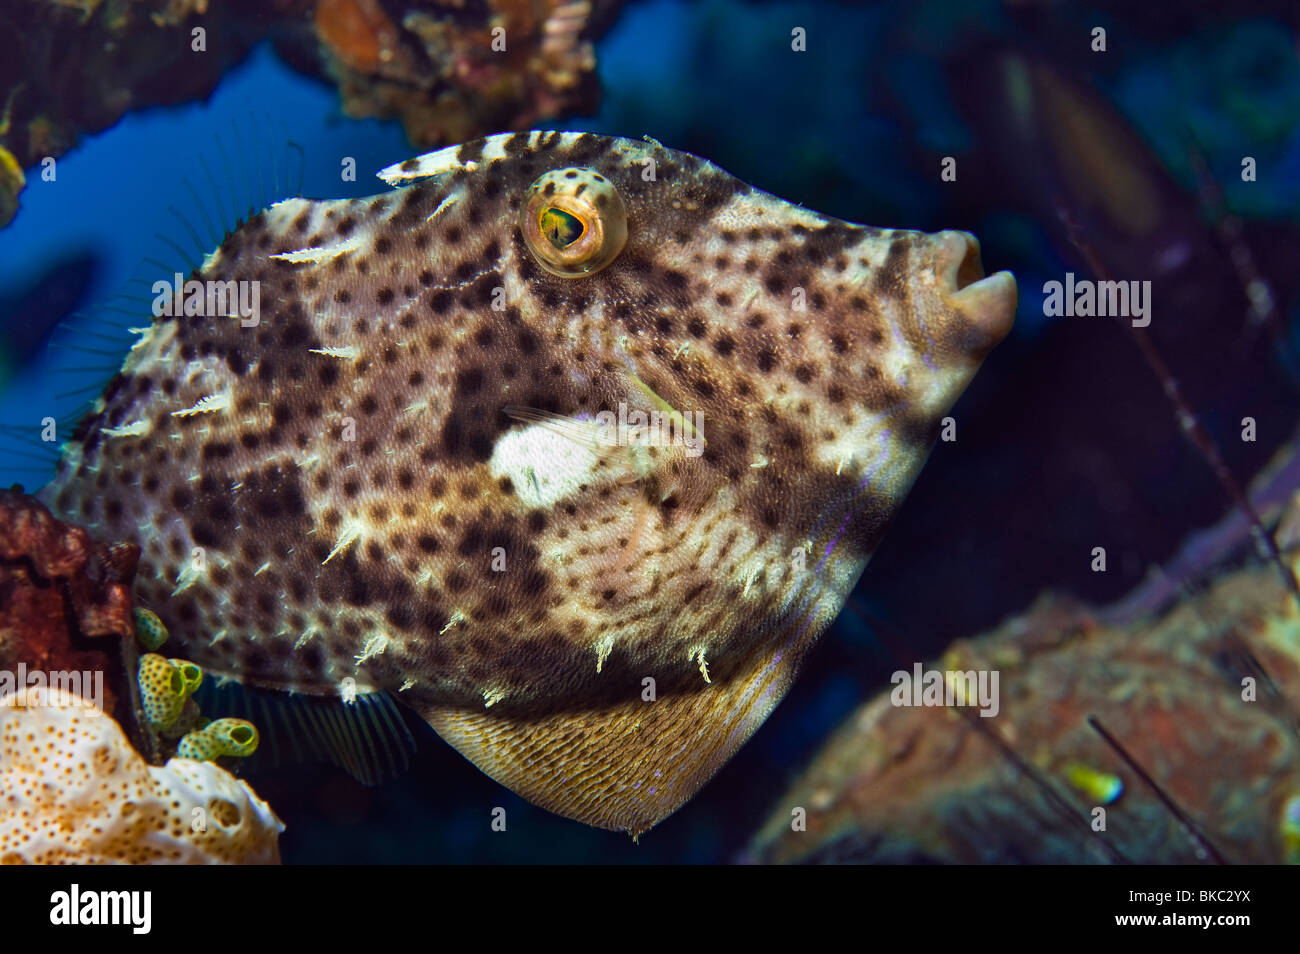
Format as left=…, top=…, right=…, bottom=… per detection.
left=195, top=681, right=416, bottom=786
left=0, top=115, right=306, bottom=490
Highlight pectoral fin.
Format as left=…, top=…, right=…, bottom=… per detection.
left=197, top=680, right=416, bottom=786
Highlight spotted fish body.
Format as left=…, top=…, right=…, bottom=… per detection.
left=41, top=131, right=1016, bottom=834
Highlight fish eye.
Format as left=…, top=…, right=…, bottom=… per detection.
left=540, top=207, right=585, bottom=248
left=521, top=168, right=627, bottom=277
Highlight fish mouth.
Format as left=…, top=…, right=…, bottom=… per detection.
left=937, top=230, right=1018, bottom=345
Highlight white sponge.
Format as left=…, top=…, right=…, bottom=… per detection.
left=1, top=687, right=284, bottom=864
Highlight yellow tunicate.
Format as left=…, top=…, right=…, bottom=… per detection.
left=137, top=654, right=186, bottom=730
left=133, top=607, right=169, bottom=651
left=167, top=659, right=203, bottom=699
left=176, top=718, right=259, bottom=761
left=176, top=730, right=221, bottom=762
left=158, top=699, right=202, bottom=740
left=204, top=718, right=259, bottom=757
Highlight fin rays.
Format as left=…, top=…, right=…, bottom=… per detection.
left=196, top=681, right=417, bottom=786
left=418, top=596, right=825, bottom=835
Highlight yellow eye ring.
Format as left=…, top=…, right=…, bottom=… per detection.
left=521, top=168, right=627, bottom=277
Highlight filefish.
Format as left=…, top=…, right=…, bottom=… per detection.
left=39, top=131, right=1016, bottom=834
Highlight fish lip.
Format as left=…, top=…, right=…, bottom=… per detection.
left=937, top=230, right=1018, bottom=345
left=940, top=230, right=986, bottom=291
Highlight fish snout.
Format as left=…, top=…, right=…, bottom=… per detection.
left=935, top=230, right=1017, bottom=350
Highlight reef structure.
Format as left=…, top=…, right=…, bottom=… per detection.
left=0, top=486, right=138, bottom=721
left=0, top=489, right=281, bottom=863
left=0, top=0, right=623, bottom=226
left=747, top=453, right=1300, bottom=864
left=309, top=0, right=616, bottom=147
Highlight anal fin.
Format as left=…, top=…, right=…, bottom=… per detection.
left=418, top=630, right=809, bottom=836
